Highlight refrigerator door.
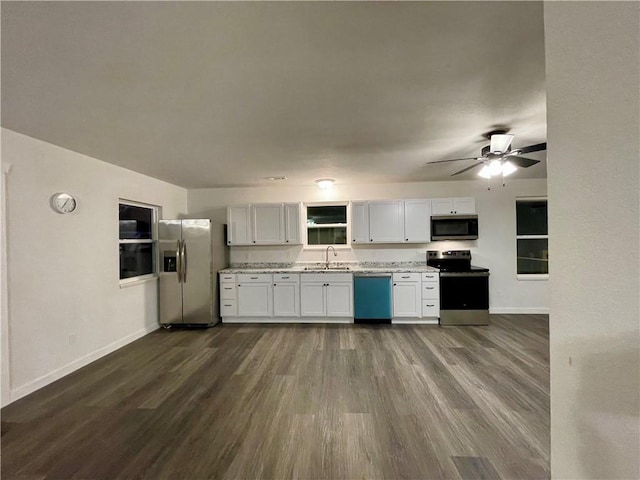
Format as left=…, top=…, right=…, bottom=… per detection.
left=181, top=219, right=214, bottom=325
left=159, top=220, right=183, bottom=325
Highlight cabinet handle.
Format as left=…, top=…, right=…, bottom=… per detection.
left=253, top=241, right=256, bottom=243
left=286, top=240, right=289, bottom=243
left=224, top=287, right=232, bottom=290
left=401, top=275, right=410, bottom=279
left=237, top=285, right=241, bottom=287
left=405, top=238, right=408, bottom=241
left=426, top=287, right=434, bottom=290
left=370, top=239, right=373, bottom=242
left=281, top=276, right=289, bottom=279
left=224, top=304, right=232, bottom=307
left=393, top=283, right=397, bottom=286
left=274, top=284, right=276, bottom=286
left=250, top=277, right=258, bottom=279
left=426, top=304, right=435, bottom=307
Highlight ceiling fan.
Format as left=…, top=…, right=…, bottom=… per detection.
left=427, top=130, right=547, bottom=178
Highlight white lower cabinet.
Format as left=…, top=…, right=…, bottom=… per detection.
left=301, top=273, right=353, bottom=318
left=421, top=272, right=440, bottom=322
left=273, top=274, right=300, bottom=316
left=236, top=274, right=273, bottom=317
left=392, top=273, right=422, bottom=318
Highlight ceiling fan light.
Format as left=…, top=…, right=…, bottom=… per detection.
left=502, top=161, right=517, bottom=176
left=490, top=134, right=514, bottom=153
left=478, top=165, right=492, bottom=179
left=488, top=159, right=503, bottom=176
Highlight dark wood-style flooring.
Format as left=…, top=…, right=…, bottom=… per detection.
left=1, top=315, right=549, bottom=480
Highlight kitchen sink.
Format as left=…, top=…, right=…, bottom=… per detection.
left=303, top=266, right=351, bottom=271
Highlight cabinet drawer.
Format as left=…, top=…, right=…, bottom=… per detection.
left=237, top=273, right=272, bottom=283
left=221, top=300, right=237, bottom=316
left=422, top=301, right=439, bottom=318
left=273, top=273, right=299, bottom=283
left=220, top=284, right=237, bottom=300
left=393, top=272, right=421, bottom=282
left=219, top=273, right=236, bottom=283
left=422, top=283, right=439, bottom=299
left=422, top=272, right=439, bottom=282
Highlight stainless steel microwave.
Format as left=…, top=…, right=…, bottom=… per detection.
left=431, top=215, right=478, bottom=241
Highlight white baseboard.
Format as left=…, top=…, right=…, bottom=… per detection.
left=9, top=323, right=159, bottom=405
left=222, top=316, right=352, bottom=324
left=489, top=307, right=550, bottom=315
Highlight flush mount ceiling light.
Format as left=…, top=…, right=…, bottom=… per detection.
left=315, top=178, right=335, bottom=190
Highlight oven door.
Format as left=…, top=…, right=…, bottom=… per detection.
left=439, top=272, right=489, bottom=325
left=430, top=215, right=478, bottom=240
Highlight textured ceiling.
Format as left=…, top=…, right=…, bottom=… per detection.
left=1, top=1, right=546, bottom=188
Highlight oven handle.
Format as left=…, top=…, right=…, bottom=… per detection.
left=439, top=272, right=490, bottom=277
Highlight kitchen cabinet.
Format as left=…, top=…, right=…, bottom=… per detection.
left=431, top=197, right=476, bottom=215
left=227, top=206, right=253, bottom=245
left=252, top=204, right=285, bottom=244
left=421, top=272, right=440, bottom=321
left=403, top=199, right=431, bottom=242
left=273, top=273, right=300, bottom=317
left=351, top=202, right=369, bottom=243
left=284, top=203, right=302, bottom=244
left=219, top=273, right=237, bottom=316
left=369, top=201, right=405, bottom=243
left=392, top=273, right=421, bottom=318
left=227, top=203, right=302, bottom=245
left=236, top=274, right=273, bottom=316
left=301, top=273, right=353, bottom=317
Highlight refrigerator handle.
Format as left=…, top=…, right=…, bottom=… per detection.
left=176, top=240, right=183, bottom=283
left=182, top=240, right=188, bottom=283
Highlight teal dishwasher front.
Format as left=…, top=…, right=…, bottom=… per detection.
left=353, top=273, right=393, bottom=324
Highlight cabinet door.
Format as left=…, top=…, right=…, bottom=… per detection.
left=404, top=199, right=431, bottom=242
left=369, top=201, right=405, bottom=243
left=430, top=198, right=454, bottom=215
left=284, top=203, right=302, bottom=245
left=227, top=205, right=253, bottom=245
left=453, top=197, right=476, bottom=214
left=252, top=204, right=285, bottom=244
left=393, top=282, right=421, bottom=317
left=300, top=283, right=326, bottom=316
left=273, top=283, right=300, bottom=317
left=351, top=202, right=369, bottom=243
left=237, top=283, right=273, bottom=316
left=326, top=283, right=353, bottom=317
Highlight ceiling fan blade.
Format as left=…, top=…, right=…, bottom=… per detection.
left=451, top=160, right=485, bottom=176
left=490, top=134, right=514, bottom=153
left=518, top=142, right=547, bottom=154
left=507, top=156, right=540, bottom=168
left=426, top=157, right=480, bottom=165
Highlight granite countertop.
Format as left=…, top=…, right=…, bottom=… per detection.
left=219, top=263, right=439, bottom=274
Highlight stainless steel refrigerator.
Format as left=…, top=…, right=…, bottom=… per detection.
left=158, top=219, right=228, bottom=327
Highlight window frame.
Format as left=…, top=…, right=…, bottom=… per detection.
left=118, top=199, right=160, bottom=287
left=515, top=196, right=549, bottom=280
left=303, top=201, right=351, bottom=250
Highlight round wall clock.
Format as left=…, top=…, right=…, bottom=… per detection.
left=51, top=193, right=77, bottom=214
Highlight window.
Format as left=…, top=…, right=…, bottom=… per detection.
left=306, top=204, right=348, bottom=246
left=516, top=198, right=548, bottom=277
left=119, top=201, right=158, bottom=283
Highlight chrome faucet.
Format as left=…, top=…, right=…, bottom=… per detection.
left=325, top=246, right=337, bottom=269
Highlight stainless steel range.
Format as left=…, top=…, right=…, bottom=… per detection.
left=427, top=250, right=490, bottom=326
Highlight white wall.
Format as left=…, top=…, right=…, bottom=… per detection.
left=189, top=178, right=549, bottom=313
left=1, top=129, right=187, bottom=405
left=545, top=2, right=640, bottom=479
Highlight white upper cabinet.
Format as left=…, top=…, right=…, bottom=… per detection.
left=227, top=205, right=253, bottom=245
left=252, top=204, right=285, bottom=244
left=284, top=203, right=302, bottom=245
left=403, top=199, right=431, bottom=243
left=228, top=203, right=300, bottom=245
left=369, top=200, right=405, bottom=243
left=431, top=197, right=476, bottom=215
left=351, top=202, right=369, bottom=243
